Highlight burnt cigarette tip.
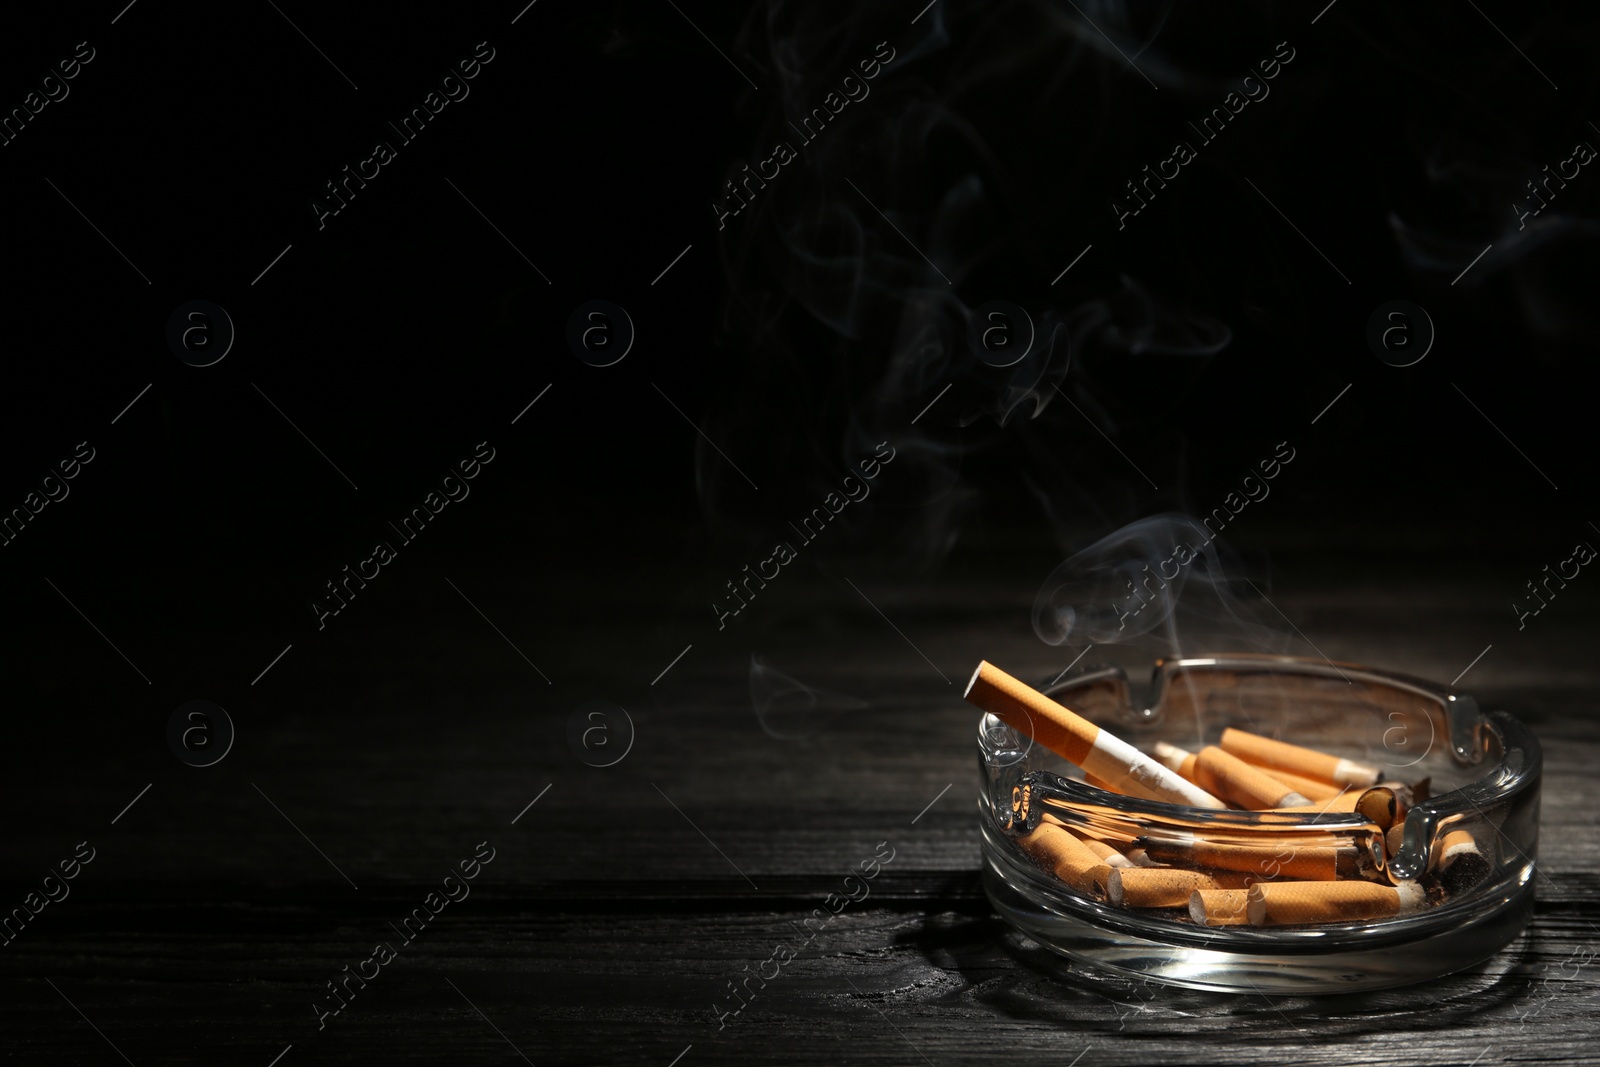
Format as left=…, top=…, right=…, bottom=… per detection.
left=1438, top=830, right=1491, bottom=894
left=965, top=661, right=988, bottom=699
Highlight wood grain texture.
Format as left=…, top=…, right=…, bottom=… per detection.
left=2, top=564, right=1597, bottom=1065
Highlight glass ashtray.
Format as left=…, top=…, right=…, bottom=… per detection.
left=977, top=653, right=1540, bottom=994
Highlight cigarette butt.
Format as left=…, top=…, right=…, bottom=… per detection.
left=1141, top=835, right=1350, bottom=880
left=1079, top=825, right=1142, bottom=848
left=1039, top=812, right=1138, bottom=861
left=1436, top=829, right=1491, bottom=895
left=1268, top=792, right=1361, bottom=814
left=1151, top=741, right=1199, bottom=780
left=1256, top=768, right=1346, bottom=803
left=1374, top=782, right=1416, bottom=829
left=1017, top=823, right=1113, bottom=897
left=966, top=662, right=1226, bottom=808
left=1246, top=880, right=1426, bottom=926
left=1271, top=785, right=1396, bottom=824
left=1385, top=822, right=1405, bottom=858
left=1194, top=745, right=1312, bottom=809
left=1160, top=742, right=1336, bottom=808
left=1079, top=836, right=1137, bottom=869
left=1108, top=866, right=1258, bottom=908
left=1219, top=727, right=1380, bottom=789
left=1190, top=888, right=1252, bottom=926
left=1354, top=787, right=1400, bottom=831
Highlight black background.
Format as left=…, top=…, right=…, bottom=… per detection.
left=2, top=2, right=1597, bottom=1064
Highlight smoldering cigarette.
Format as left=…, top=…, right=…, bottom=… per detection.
left=1193, top=745, right=1312, bottom=809
left=1017, top=822, right=1113, bottom=897
left=1435, top=829, right=1491, bottom=895
left=1219, top=727, right=1380, bottom=789
left=1190, top=888, right=1252, bottom=926
left=1246, top=880, right=1426, bottom=926
left=965, top=661, right=1226, bottom=809
left=1140, top=833, right=1364, bottom=880
left=1108, top=866, right=1259, bottom=908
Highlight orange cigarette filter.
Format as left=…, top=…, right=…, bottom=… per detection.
left=1251, top=766, right=1346, bottom=803
left=965, top=662, right=1225, bottom=809
left=1141, top=836, right=1344, bottom=880
left=1194, top=745, right=1312, bottom=809
left=1079, top=836, right=1137, bottom=869
left=1219, top=727, right=1380, bottom=789
left=1038, top=815, right=1133, bottom=870
left=1190, top=888, right=1252, bottom=926
left=1246, top=880, right=1425, bottom=926
left=1155, top=741, right=1325, bottom=809
left=1041, top=821, right=1146, bottom=853
left=1108, top=866, right=1258, bottom=908
left=1071, top=823, right=1143, bottom=850
left=1268, top=792, right=1362, bottom=815
left=1270, top=786, right=1398, bottom=828
left=1017, top=823, right=1112, bottom=897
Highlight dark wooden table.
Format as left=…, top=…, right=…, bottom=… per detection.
left=3, top=551, right=1596, bottom=1066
